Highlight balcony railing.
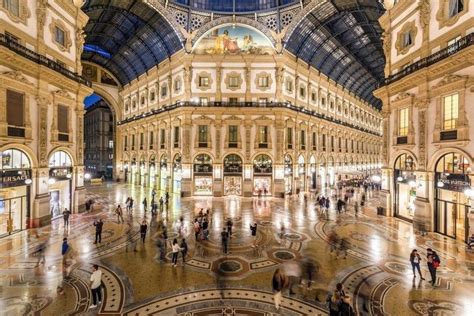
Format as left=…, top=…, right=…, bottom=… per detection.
left=118, top=101, right=382, bottom=137
left=0, top=33, right=91, bottom=87
left=382, top=33, right=474, bottom=86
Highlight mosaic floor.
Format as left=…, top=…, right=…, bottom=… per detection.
left=0, top=183, right=473, bottom=315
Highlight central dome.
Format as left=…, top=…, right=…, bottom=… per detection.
left=172, top=0, right=298, bottom=13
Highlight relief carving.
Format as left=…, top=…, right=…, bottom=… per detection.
left=269, top=27, right=287, bottom=54
left=418, top=109, right=426, bottom=169
left=1, top=70, right=34, bottom=86
left=36, top=97, right=49, bottom=167
left=419, top=0, right=431, bottom=30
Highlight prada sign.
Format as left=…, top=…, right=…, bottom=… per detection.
left=1, top=170, right=31, bottom=188
left=437, top=173, right=471, bottom=192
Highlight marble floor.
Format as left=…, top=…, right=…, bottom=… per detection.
left=0, top=183, right=473, bottom=315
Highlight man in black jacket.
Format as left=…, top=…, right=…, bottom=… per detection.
left=94, top=219, right=103, bottom=244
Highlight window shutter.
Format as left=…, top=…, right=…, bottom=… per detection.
left=7, top=90, right=24, bottom=127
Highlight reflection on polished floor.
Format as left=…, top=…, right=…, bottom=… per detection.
left=1, top=183, right=473, bottom=315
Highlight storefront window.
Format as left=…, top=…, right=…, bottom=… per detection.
left=49, top=151, right=72, bottom=220
left=253, top=154, right=272, bottom=174
left=435, top=152, right=470, bottom=242
left=0, top=149, right=31, bottom=237
left=223, top=154, right=242, bottom=174
left=394, top=154, right=416, bottom=221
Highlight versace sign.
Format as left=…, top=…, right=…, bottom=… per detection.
left=0, top=170, right=31, bottom=188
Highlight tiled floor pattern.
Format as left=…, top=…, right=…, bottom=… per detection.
left=0, top=183, right=473, bottom=315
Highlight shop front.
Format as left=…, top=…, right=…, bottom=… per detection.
left=123, top=160, right=129, bottom=182
left=48, top=151, right=73, bottom=220
left=297, top=155, right=305, bottom=193
left=309, top=155, right=316, bottom=191
left=393, top=153, right=416, bottom=222
left=0, top=149, right=32, bottom=237
left=130, top=157, right=138, bottom=184
left=149, top=155, right=156, bottom=188
left=173, top=154, right=182, bottom=194
left=160, top=154, right=169, bottom=192
left=193, top=154, right=213, bottom=196
left=434, top=152, right=471, bottom=242
left=223, top=154, right=242, bottom=196
left=284, top=154, right=293, bottom=194
left=139, top=155, right=146, bottom=186
left=253, top=154, right=272, bottom=196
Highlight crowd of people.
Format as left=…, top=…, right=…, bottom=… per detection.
left=29, top=180, right=449, bottom=313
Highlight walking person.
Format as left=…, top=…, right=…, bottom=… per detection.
left=410, top=249, right=425, bottom=280
left=89, top=264, right=103, bottom=309
left=156, top=234, right=166, bottom=263
left=427, top=248, right=441, bottom=286
left=272, top=268, right=287, bottom=311
left=226, top=218, right=233, bottom=238
left=194, top=219, right=200, bottom=241
left=221, top=228, right=229, bottom=254
left=63, top=208, right=71, bottom=229
left=34, top=242, right=47, bottom=267
left=115, top=205, right=124, bottom=224
left=250, top=222, right=258, bottom=248
left=93, top=219, right=103, bottom=244
left=180, top=239, right=188, bottom=263
left=139, top=219, right=148, bottom=243
left=202, top=217, right=209, bottom=240
left=142, top=197, right=147, bottom=212
left=171, top=238, right=181, bottom=267
left=354, top=201, right=359, bottom=216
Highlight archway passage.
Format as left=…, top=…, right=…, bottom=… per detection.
left=84, top=93, right=115, bottom=179
left=393, top=153, right=417, bottom=222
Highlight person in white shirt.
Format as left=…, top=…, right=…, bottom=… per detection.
left=171, top=238, right=182, bottom=267
left=89, top=264, right=103, bottom=308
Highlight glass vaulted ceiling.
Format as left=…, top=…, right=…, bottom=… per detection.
left=81, top=0, right=183, bottom=85
left=172, top=0, right=298, bottom=13
left=286, top=0, right=386, bottom=108
left=81, top=0, right=385, bottom=109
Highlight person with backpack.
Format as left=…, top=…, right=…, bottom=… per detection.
left=327, top=283, right=355, bottom=316
left=410, top=249, right=425, bottom=280
left=427, top=248, right=441, bottom=286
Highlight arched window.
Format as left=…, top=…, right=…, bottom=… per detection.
left=223, top=154, right=242, bottom=174
left=394, top=153, right=415, bottom=171
left=1, top=149, right=30, bottom=170
left=253, top=154, right=272, bottom=174
left=435, top=152, right=469, bottom=174
left=49, top=151, right=72, bottom=167
left=173, top=154, right=182, bottom=172
left=194, top=154, right=212, bottom=174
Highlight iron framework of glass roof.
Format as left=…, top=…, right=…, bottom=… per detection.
left=286, top=0, right=385, bottom=108
left=81, top=0, right=183, bottom=85
left=81, top=0, right=385, bottom=109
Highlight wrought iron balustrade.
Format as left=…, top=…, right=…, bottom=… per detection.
left=383, top=33, right=474, bottom=86
left=0, top=33, right=92, bottom=87
left=119, top=101, right=382, bottom=137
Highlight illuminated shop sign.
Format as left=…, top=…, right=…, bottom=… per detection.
left=0, top=170, right=31, bottom=188
left=49, top=168, right=72, bottom=180
left=437, top=173, right=470, bottom=192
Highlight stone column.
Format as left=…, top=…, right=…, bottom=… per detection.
left=245, top=63, right=251, bottom=102
left=181, top=114, right=192, bottom=197
left=216, top=64, right=222, bottom=101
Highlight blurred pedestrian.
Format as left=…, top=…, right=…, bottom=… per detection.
left=115, top=205, right=124, bottom=224
left=180, top=239, right=188, bottom=263
left=283, top=260, right=302, bottom=295
left=272, top=268, right=287, bottom=311
left=250, top=222, right=258, bottom=248
left=221, top=228, right=229, bottom=254
left=63, top=208, right=71, bottom=229
left=139, top=219, right=148, bottom=243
